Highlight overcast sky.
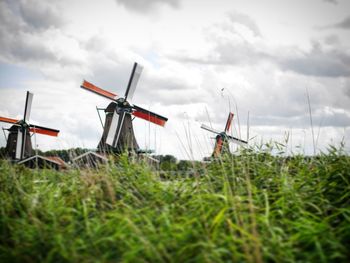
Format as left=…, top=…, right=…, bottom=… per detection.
left=0, top=0, right=349, bottom=160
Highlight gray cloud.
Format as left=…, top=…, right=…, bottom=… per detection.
left=164, top=11, right=350, bottom=137
left=319, top=16, right=350, bottom=30
left=0, top=0, right=85, bottom=79
left=131, top=70, right=206, bottom=106
left=333, top=16, right=350, bottom=29
left=0, top=0, right=64, bottom=64
left=323, top=0, right=338, bottom=4
left=176, top=15, right=350, bottom=78
left=213, top=41, right=271, bottom=66
left=175, top=42, right=350, bottom=130
left=137, top=83, right=205, bottom=106
left=114, top=0, right=180, bottom=13
left=324, top=34, right=340, bottom=46
left=86, top=60, right=131, bottom=95
left=1, top=0, right=63, bottom=32
left=18, top=0, right=63, bottom=30
left=277, top=42, right=350, bottom=77
left=228, top=11, right=261, bottom=37
left=252, top=111, right=350, bottom=128
left=3, top=35, right=57, bottom=63
left=344, top=78, right=350, bottom=98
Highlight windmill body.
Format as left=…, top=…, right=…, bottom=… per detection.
left=5, top=124, right=33, bottom=159
left=97, top=102, right=139, bottom=153
left=0, top=91, right=60, bottom=162
left=80, top=62, right=168, bottom=155
left=201, top=112, right=247, bottom=158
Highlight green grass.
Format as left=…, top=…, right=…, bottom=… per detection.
left=0, top=145, right=349, bottom=262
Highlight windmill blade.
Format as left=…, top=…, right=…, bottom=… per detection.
left=81, top=80, right=118, bottom=100
left=200, top=124, right=221, bottom=135
left=23, top=91, right=33, bottom=122
left=124, top=62, right=143, bottom=102
left=0, top=116, right=19, bottom=124
left=227, top=134, right=248, bottom=146
left=29, top=124, right=59, bottom=137
left=224, top=112, right=234, bottom=133
left=132, top=104, right=168, bottom=127
left=106, top=110, right=126, bottom=147
left=20, top=128, right=27, bottom=160
left=15, top=129, right=23, bottom=160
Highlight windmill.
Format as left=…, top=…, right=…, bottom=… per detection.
left=80, top=62, right=168, bottom=154
left=201, top=112, right=247, bottom=158
left=0, top=91, right=60, bottom=161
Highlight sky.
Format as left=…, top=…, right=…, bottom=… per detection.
left=0, top=0, right=349, bottom=160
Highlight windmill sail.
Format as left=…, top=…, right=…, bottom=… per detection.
left=132, top=105, right=168, bottom=127
left=0, top=116, right=19, bottom=124
left=15, top=130, right=23, bottom=160
left=124, top=62, right=143, bottom=102
left=81, top=80, right=117, bottom=100
left=224, top=112, right=234, bottom=132
left=29, top=125, right=59, bottom=137
left=18, top=91, right=34, bottom=160
left=23, top=91, right=33, bottom=122
left=200, top=124, right=221, bottom=135
left=106, top=110, right=126, bottom=147
left=227, top=134, right=248, bottom=146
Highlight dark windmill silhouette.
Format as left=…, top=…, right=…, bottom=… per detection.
left=80, top=62, right=168, bottom=155
left=0, top=91, right=61, bottom=167
left=201, top=112, right=247, bottom=158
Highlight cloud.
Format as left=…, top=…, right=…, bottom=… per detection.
left=0, top=0, right=87, bottom=81
left=323, top=0, right=338, bottom=4
left=114, top=0, right=180, bottom=13
left=251, top=109, right=350, bottom=128
left=144, top=12, right=350, bottom=151
left=333, top=16, right=350, bottom=29
left=277, top=42, right=350, bottom=77
left=228, top=11, right=261, bottom=37
left=18, top=0, right=63, bottom=30
left=344, top=78, right=350, bottom=98
left=173, top=13, right=267, bottom=66
left=175, top=15, right=350, bottom=78
left=319, top=16, right=350, bottom=30
left=324, top=34, right=340, bottom=46
left=0, top=0, right=62, bottom=63
left=0, top=0, right=63, bottom=33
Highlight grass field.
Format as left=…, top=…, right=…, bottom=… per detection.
left=0, top=144, right=349, bottom=262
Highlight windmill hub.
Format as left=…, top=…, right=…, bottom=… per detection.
left=116, top=97, right=126, bottom=104
left=116, top=98, right=132, bottom=110
left=117, top=106, right=132, bottom=115
left=18, top=120, right=29, bottom=128
left=220, top=132, right=226, bottom=137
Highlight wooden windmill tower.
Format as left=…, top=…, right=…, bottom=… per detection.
left=0, top=91, right=60, bottom=163
left=201, top=112, right=247, bottom=158
left=80, top=62, right=168, bottom=155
